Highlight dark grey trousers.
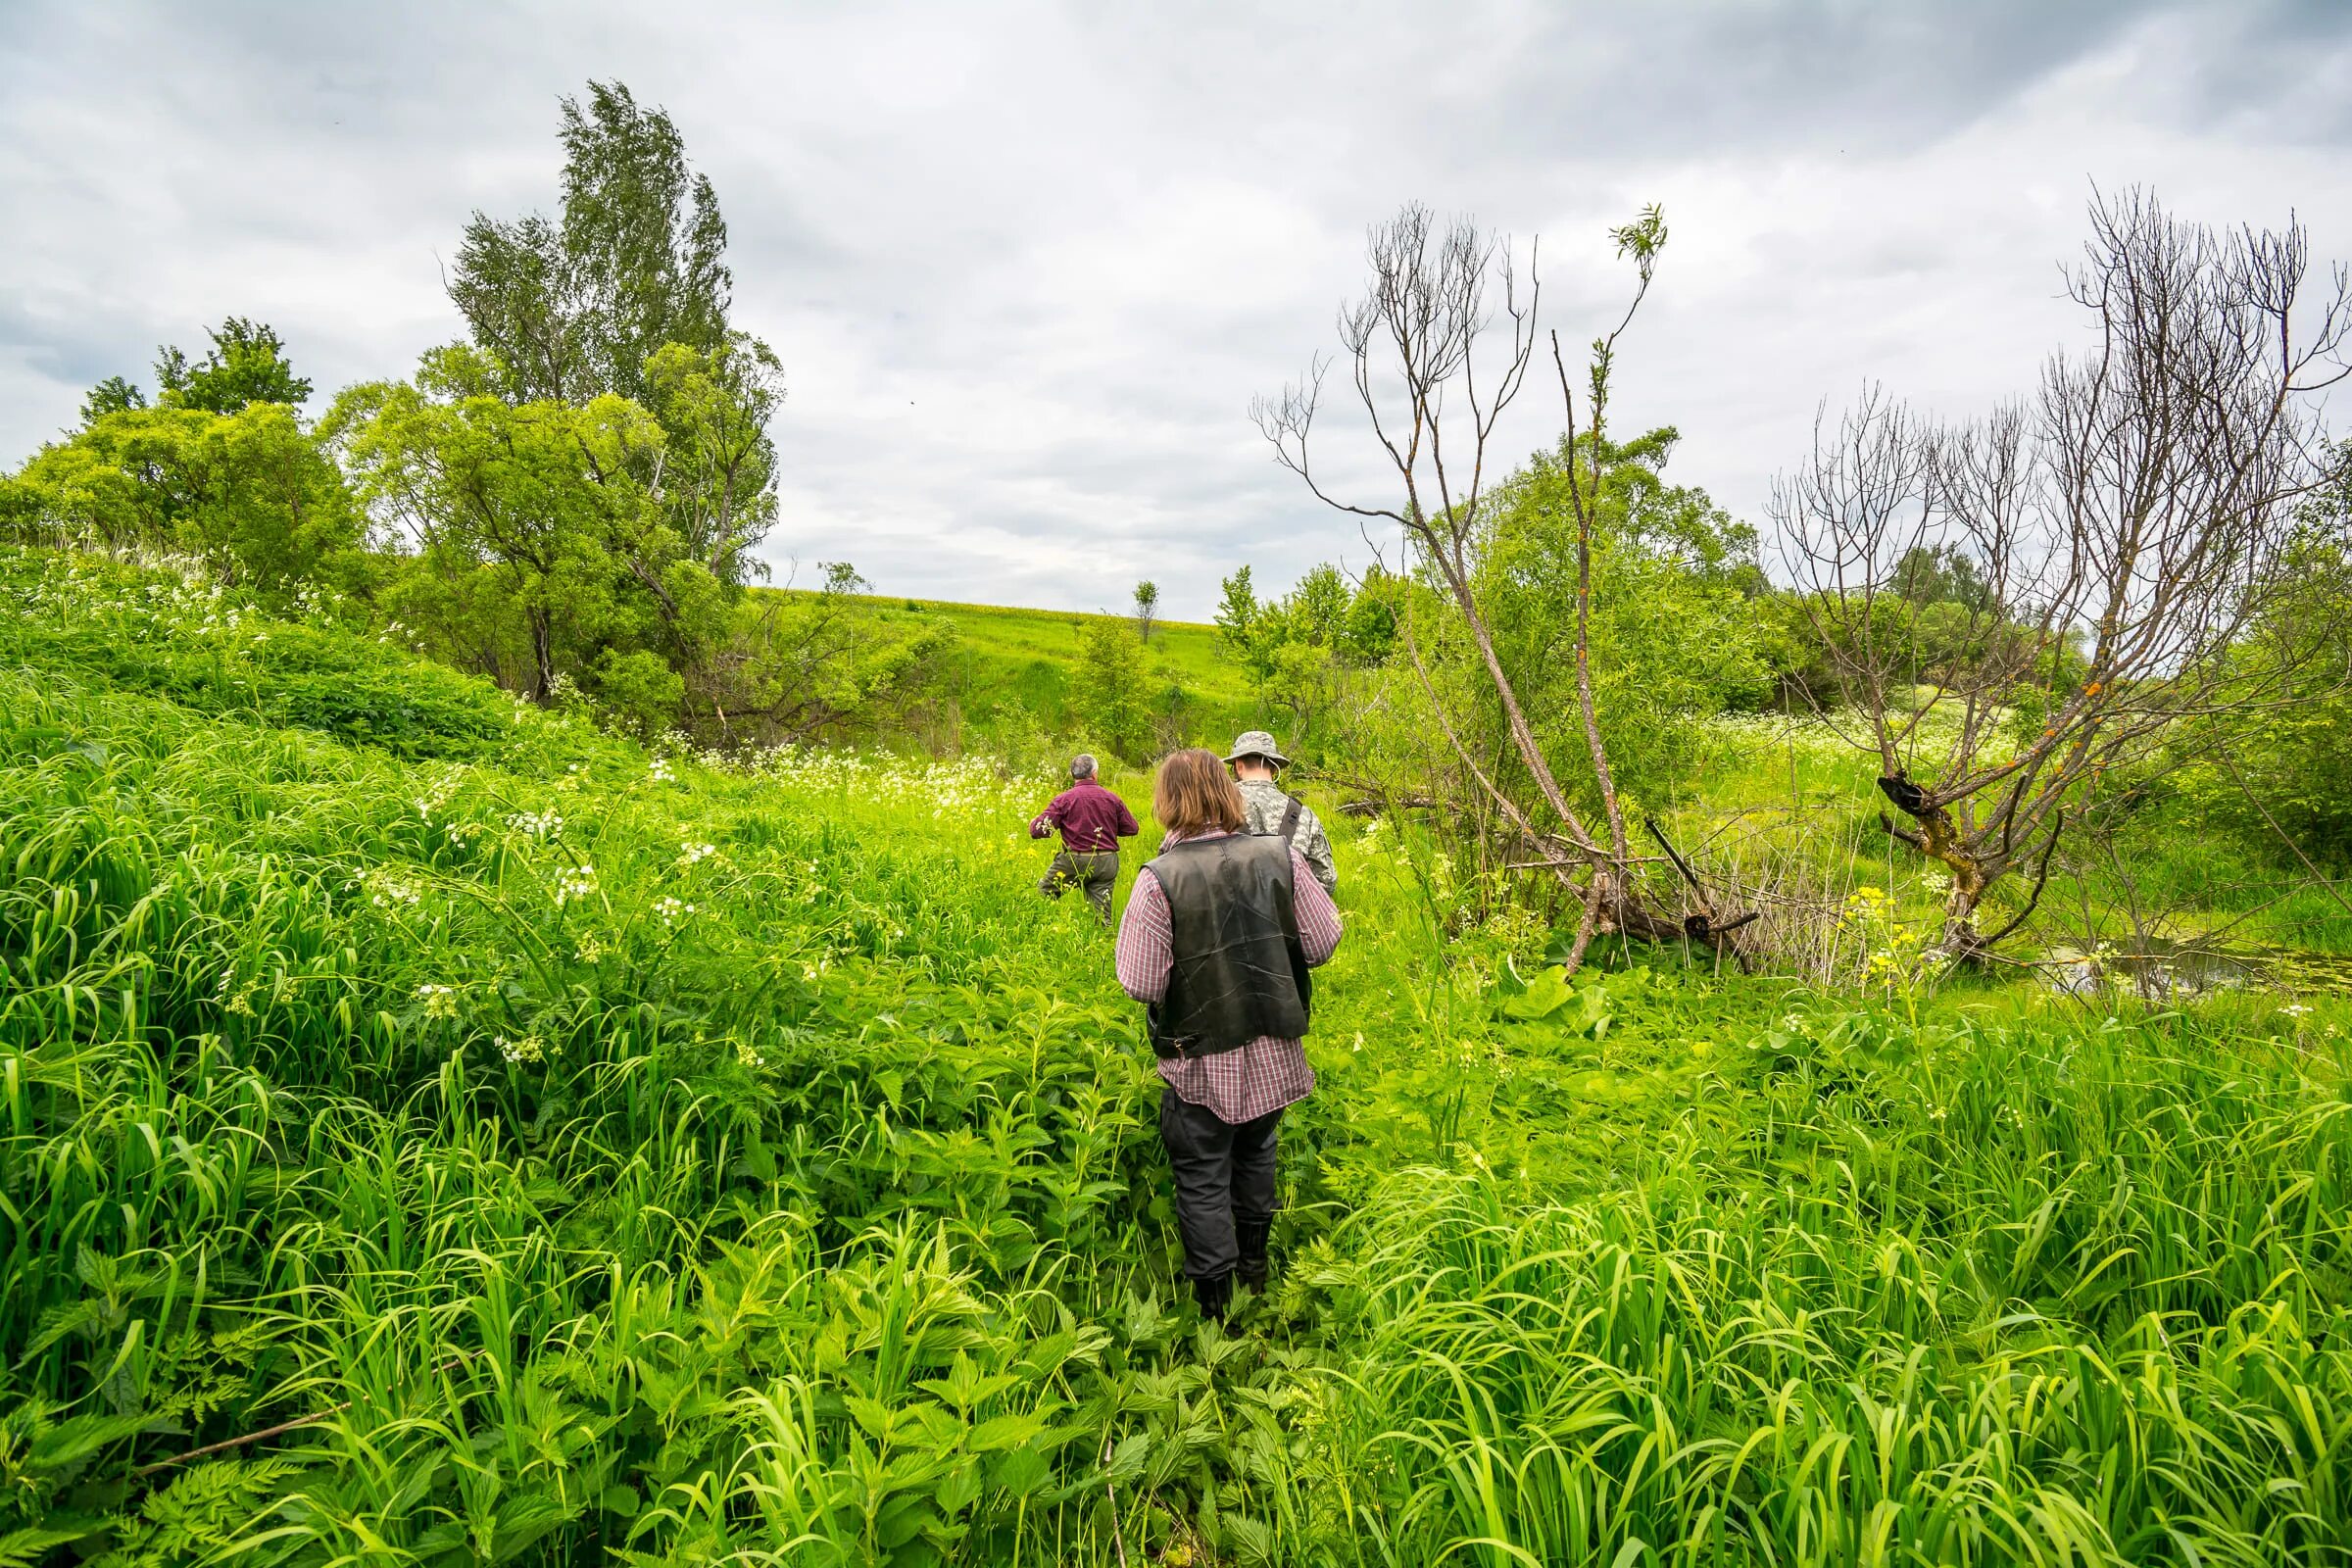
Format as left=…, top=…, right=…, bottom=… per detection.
left=1157, top=1086, right=1282, bottom=1282
left=1039, top=850, right=1118, bottom=920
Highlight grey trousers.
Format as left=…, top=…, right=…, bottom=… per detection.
left=1158, top=1086, right=1282, bottom=1283
left=1039, top=850, right=1118, bottom=919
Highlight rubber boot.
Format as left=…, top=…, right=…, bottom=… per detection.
left=1192, top=1271, right=1234, bottom=1324
left=1236, top=1217, right=1273, bottom=1295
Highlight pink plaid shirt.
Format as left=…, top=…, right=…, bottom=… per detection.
left=1115, top=831, right=1343, bottom=1123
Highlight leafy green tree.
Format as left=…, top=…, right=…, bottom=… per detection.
left=450, top=81, right=732, bottom=408
left=1209, top=562, right=1406, bottom=750
left=327, top=345, right=678, bottom=700
left=1284, top=564, right=1352, bottom=648
left=1133, top=580, right=1158, bottom=645
left=1214, top=565, right=1257, bottom=650
left=2, top=403, right=362, bottom=596
left=157, top=318, right=314, bottom=415
left=2161, top=442, right=2352, bottom=866
left=1343, top=564, right=1401, bottom=664
left=1214, top=565, right=1280, bottom=689
left=329, top=350, right=937, bottom=742
left=1452, top=427, right=1775, bottom=808
left=710, top=568, right=955, bottom=745
left=1889, top=543, right=1994, bottom=612
left=639, top=335, right=783, bottom=588
left=442, top=80, right=782, bottom=611
left=1074, top=615, right=1152, bottom=760
left=75, top=318, right=313, bottom=429
left=77, top=375, right=146, bottom=425
left=593, top=646, right=687, bottom=740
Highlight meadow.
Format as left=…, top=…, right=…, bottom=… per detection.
left=6, top=544, right=2352, bottom=1566
left=748, top=587, right=1258, bottom=761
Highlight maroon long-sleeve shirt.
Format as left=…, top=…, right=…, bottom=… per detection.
left=1029, top=779, right=1142, bottom=854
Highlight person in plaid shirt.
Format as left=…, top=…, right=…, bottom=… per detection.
left=1115, top=748, right=1342, bottom=1323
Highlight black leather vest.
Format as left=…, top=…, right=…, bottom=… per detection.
left=1143, top=834, right=1312, bottom=1059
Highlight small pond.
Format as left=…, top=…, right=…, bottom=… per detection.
left=2043, top=933, right=2352, bottom=1000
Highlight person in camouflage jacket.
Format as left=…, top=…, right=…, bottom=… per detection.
left=1221, top=730, right=1337, bottom=895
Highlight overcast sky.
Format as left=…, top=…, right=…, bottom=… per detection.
left=5, top=1, right=2349, bottom=618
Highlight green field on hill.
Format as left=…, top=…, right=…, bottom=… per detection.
left=751, top=587, right=1262, bottom=757
left=8, top=543, right=2352, bottom=1566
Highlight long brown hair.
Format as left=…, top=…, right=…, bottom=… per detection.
left=1152, top=748, right=1246, bottom=838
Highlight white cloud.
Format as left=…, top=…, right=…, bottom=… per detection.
left=3, top=0, right=2347, bottom=616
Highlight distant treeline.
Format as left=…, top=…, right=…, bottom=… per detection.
left=6, top=85, right=2351, bottom=925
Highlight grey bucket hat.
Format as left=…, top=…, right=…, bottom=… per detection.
left=1223, top=730, right=1291, bottom=768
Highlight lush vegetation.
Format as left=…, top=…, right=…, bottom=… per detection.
left=9, top=67, right=2352, bottom=1568
left=746, top=590, right=1259, bottom=764
left=6, top=545, right=2352, bottom=1567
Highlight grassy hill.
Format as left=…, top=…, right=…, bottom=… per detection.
left=753, top=586, right=1262, bottom=757
left=6, top=544, right=2352, bottom=1564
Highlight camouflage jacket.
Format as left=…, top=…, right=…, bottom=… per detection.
left=1236, top=777, right=1337, bottom=895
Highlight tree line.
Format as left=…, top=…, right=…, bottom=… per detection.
left=2, top=81, right=949, bottom=747
left=5, top=82, right=2348, bottom=971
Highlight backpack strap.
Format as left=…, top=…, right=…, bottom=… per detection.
left=1278, top=795, right=1303, bottom=846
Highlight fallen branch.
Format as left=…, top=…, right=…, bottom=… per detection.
left=133, top=1355, right=466, bottom=1478
left=133, top=1402, right=351, bottom=1478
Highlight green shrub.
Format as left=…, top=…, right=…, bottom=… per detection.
left=6, top=543, right=2351, bottom=1565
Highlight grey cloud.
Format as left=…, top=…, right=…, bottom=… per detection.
left=4, top=0, right=2350, bottom=617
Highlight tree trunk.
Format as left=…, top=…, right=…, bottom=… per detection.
left=1877, top=774, right=2001, bottom=961
left=529, top=609, right=557, bottom=701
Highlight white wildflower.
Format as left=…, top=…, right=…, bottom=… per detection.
left=677, top=840, right=718, bottom=867
left=508, top=809, right=564, bottom=840
left=553, top=863, right=599, bottom=907
left=496, top=1034, right=547, bottom=1064
left=416, top=983, right=460, bottom=1020
left=365, top=869, right=422, bottom=908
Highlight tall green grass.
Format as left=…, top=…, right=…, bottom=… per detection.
left=5, top=545, right=2351, bottom=1566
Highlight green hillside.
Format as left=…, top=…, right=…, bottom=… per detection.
left=8, top=542, right=2352, bottom=1565
left=755, top=586, right=1262, bottom=755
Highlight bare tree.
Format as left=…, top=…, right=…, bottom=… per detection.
left=1253, top=203, right=1717, bottom=969
left=1775, top=190, right=2350, bottom=958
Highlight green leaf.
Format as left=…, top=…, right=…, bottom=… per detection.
left=967, top=1411, right=1044, bottom=1452
left=1500, top=965, right=1573, bottom=1020
left=992, top=1442, right=1051, bottom=1498
left=844, top=1395, right=900, bottom=1441
left=933, top=1458, right=982, bottom=1517
left=1569, top=983, right=1613, bottom=1039
left=26, top=1410, right=151, bottom=1473
left=0, top=1528, right=93, bottom=1568
left=875, top=1493, right=936, bottom=1550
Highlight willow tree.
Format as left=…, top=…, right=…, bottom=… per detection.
left=450, top=81, right=733, bottom=411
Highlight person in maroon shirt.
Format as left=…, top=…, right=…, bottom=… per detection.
left=1028, top=754, right=1140, bottom=920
